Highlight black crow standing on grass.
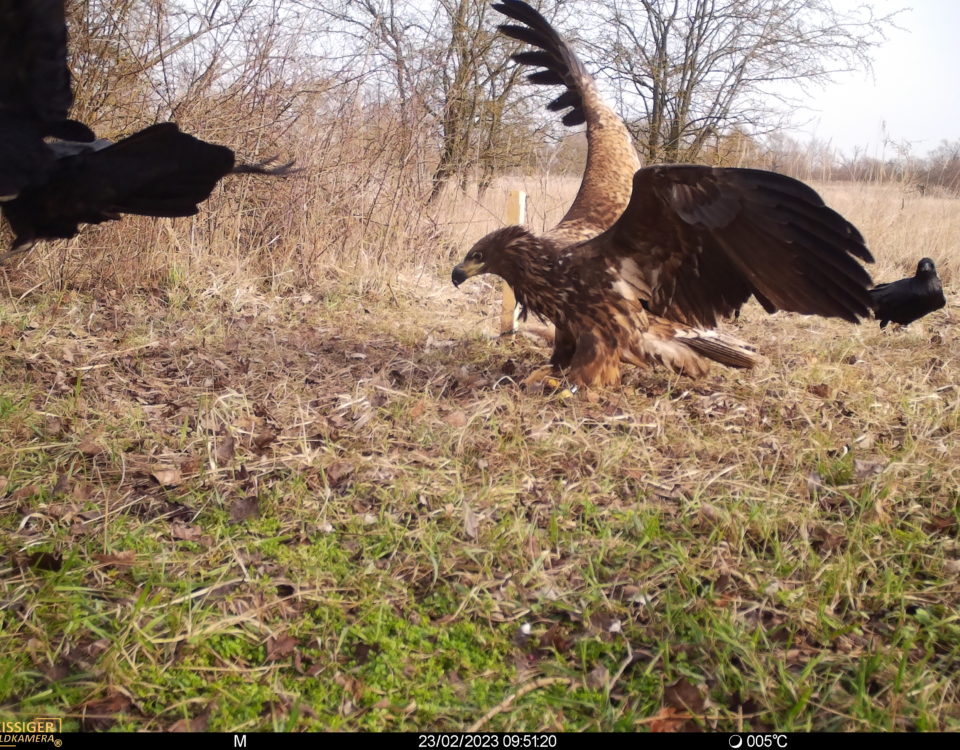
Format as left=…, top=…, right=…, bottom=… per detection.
left=0, top=0, right=293, bottom=260
left=869, top=258, right=946, bottom=328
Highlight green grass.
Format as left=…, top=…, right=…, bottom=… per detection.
left=0, top=280, right=958, bottom=731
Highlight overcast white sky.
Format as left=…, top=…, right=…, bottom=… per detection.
left=797, top=0, right=959, bottom=157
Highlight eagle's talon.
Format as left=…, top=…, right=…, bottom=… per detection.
left=521, top=367, right=579, bottom=397
left=521, top=366, right=561, bottom=390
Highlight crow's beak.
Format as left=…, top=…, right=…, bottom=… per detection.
left=451, top=259, right=485, bottom=287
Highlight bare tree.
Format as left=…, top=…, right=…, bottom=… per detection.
left=66, top=0, right=315, bottom=146
left=304, top=0, right=568, bottom=199
left=431, top=0, right=585, bottom=198
left=922, top=140, right=960, bottom=194
left=583, top=0, right=900, bottom=163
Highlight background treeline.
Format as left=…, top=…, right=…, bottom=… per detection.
left=4, top=0, right=953, bottom=293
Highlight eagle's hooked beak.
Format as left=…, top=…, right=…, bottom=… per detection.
left=452, top=259, right=485, bottom=287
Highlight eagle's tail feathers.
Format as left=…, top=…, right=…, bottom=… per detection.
left=678, top=328, right=759, bottom=370
left=494, top=0, right=590, bottom=125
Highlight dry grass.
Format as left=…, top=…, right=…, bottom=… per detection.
left=0, top=180, right=958, bottom=732
left=817, top=182, right=960, bottom=283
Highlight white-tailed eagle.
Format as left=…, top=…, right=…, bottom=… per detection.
left=452, top=0, right=875, bottom=388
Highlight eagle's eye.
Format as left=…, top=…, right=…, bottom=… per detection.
left=471, top=251, right=483, bottom=262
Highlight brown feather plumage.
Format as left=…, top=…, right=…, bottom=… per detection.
left=452, top=0, right=874, bottom=388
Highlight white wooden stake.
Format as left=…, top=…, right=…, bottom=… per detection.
left=500, top=189, right=525, bottom=334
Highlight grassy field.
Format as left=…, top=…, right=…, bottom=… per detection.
left=0, top=180, right=958, bottom=732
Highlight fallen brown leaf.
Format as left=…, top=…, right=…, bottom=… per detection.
left=265, top=634, right=298, bottom=663
left=169, top=520, right=203, bottom=542
left=180, top=456, right=200, bottom=475
left=646, top=705, right=689, bottom=733
left=408, top=400, right=427, bottom=419
left=43, top=661, right=71, bottom=683
left=77, top=433, right=103, bottom=457
left=52, top=473, right=72, bottom=495
left=810, top=525, right=845, bottom=552
left=805, top=471, right=826, bottom=499
left=538, top=623, right=572, bottom=654
left=925, top=515, right=958, bottom=533
left=352, top=641, right=381, bottom=666
left=698, top=502, right=727, bottom=526
left=664, top=677, right=705, bottom=714
left=93, top=551, right=135, bottom=568
left=10, top=484, right=41, bottom=502
left=854, top=458, right=886, bottom=481
left=252, top=429, right=277, bottom=453
left=463, top=503, right=479, bottom=540
left=807, top=383, right=831, bottom=398
left=213, top=432, right=236, bottom=465
left=150, top=466, right=183, bottom=487
left=333, top=671, right=364, bottom=702
left=585, top=664, right=609, bottom=690
left=22, top=551, right=62, bottom=572
left=229, top=495, right=259, bottom=524
left=80, top=692, right=132, bottom=731
left=168, top=704, right=213, bottom=732
left=446, top=670, right=468, bottom=699
left=73, top=481, right=94, bottom=500
left=326, top=461, right=354, bottom=487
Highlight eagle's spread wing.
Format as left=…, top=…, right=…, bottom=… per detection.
left=583, top=165, right=875, bottom=326
left=494, top=0, right=639, bottom=242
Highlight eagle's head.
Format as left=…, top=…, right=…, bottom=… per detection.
left=916, top=258, right=938, bottom=277
left=452, top=225, right=537, bottom=287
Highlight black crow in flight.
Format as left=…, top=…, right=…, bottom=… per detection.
left=1, top=0, right=294, bottom=259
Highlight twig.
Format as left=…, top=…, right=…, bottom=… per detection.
left=606, top=640, right=634, bottom=698
left=634, top=710, right=766, bottom=726
left=467, top=677, right=572, bottom=732
left=86, top=341, right=161, bottom=362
